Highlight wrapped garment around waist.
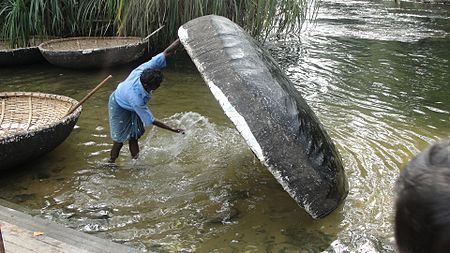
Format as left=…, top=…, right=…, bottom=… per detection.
left=108, top=92, right=145, bottom=143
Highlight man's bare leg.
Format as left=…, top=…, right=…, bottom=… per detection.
left=129, top=138, right=140, bottom=159
left=108, top=142, right=123, bottom=163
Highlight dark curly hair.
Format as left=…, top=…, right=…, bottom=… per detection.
left=395, top=139, right=450, bottom=253
left=140, top=69, right=164, bottom=90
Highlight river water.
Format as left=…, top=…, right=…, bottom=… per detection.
left=0, top=0, right=449, bottom=252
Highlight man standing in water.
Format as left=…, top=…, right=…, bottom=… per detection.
left=108, top=38, right=184, bottom=163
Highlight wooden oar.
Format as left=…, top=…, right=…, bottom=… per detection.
left=66, top=75, right=113, bottom=116
left=0, top=225, right=5, bottom=253
left=143, top=25, right=165, bottom=42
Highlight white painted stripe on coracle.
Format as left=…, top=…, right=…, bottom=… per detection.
left=178, top=27, right=188, bottom=42
left=178, top=26, right=264, bottom=162
left=207, top=82, right=265, bottom=160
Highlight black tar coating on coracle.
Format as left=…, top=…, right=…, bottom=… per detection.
left=179, top=15, right=348, bottom=219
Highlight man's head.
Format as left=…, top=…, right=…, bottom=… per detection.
left=395, top=139, right=450, bottom=253
left=140, top=69, right=164, bottom=92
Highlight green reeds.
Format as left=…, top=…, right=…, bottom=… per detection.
left=1, top=0, right=29, bottom=47
left=0, top=0, right=317, bottom=48
left=119, top=0, right=316, bottom=45
left=76, top=0, right=122, bottom=36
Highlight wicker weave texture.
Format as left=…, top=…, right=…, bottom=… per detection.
left=0, top=92, right=78, bottom=137
left=39, top=37, right=143, bottom=51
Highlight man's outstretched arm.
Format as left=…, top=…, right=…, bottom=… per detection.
left=163, top=38, right=182, bottom=58
left=153, top=119, right=184, bottom=134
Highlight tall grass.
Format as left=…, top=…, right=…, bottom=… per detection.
left=1, top=0, right=29, bottom=47
left=0, top=0, right=317, bottom=48
left=76, top=0, right=122, bottom=36
left=1, top=0, right=78, bottom=47
left=120, top=0, right=317, bottom=44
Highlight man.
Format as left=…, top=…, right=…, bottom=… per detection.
left=108, top=38, right=184, bottom=163
left=395, top=139, right=450, bottom=252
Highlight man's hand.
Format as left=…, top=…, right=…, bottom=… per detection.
left=163, top=38, right=182, bottom=58
left=172, top=128, right=185, bottom=134
left=153, top=119, right=185, bottom=134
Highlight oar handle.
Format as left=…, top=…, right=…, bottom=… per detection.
left=0, top=225, right=5, bottom=253
left=143, top=25, right=165, bottom=41
left=66, top=75, right=113, bottom=116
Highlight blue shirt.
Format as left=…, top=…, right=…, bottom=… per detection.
left=114, top=53, right=166, bottom=127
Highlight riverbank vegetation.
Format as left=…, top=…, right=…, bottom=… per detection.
left=0, top=0, right=318, bottom=48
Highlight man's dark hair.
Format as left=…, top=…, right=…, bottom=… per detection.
left=140, top=69, right=163, bottom=89
left=395, top=139, right=450, bottom=253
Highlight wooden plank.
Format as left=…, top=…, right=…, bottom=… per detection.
left=1, top=222, right=91, bottom=253
left=0, top=200, right=141, bottom=253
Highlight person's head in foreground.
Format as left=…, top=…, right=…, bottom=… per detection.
left=395, top=139, right=450, bottom=253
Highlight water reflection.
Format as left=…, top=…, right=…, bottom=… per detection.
left=267, top=0, right=449, bottom=252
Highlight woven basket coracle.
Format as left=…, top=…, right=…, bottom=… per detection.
left=0, top=92, right=82, bottom=169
